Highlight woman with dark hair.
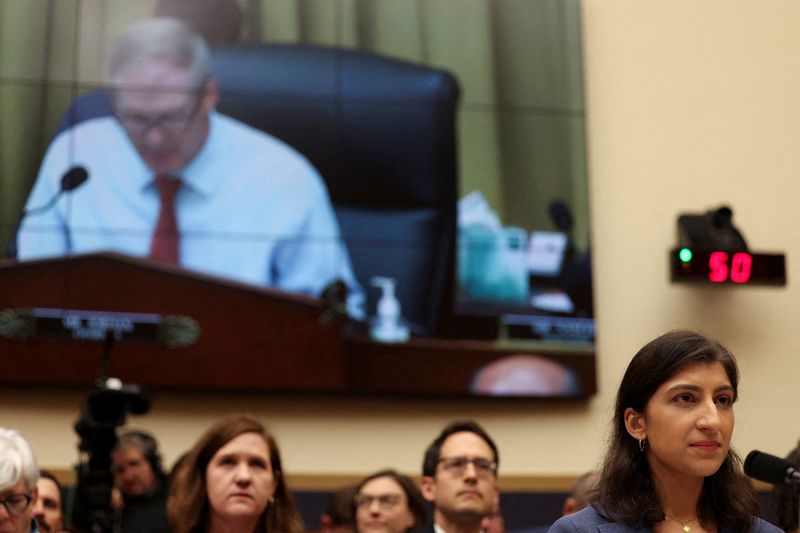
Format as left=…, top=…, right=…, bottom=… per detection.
left=168, top=416, right=304, bottom=533
left=548, top=330, right=780, bottom=533
left=353, top=470, right=427, bottom=533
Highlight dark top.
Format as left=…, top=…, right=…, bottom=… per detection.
left=117, top=479, right=170, bottom=533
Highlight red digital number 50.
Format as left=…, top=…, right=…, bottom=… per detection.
left=709, top=251, right=752, bottom=283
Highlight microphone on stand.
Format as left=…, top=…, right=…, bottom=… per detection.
left=744, top=450, right=800, bottom=485
left=7, top=166, right=89, bottom=258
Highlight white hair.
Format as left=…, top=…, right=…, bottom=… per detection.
left=0, top=428, right=39, bottom=492
left=108, top=17, right=211, bottom=88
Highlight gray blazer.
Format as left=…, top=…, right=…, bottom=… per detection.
left=546, top=506, right=782, bottom=533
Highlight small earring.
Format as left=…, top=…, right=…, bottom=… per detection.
left=638, top=439, right=646, bottom=452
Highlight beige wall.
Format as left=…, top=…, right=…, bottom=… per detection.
left=4, top=0, right=800, bottom=482
left=582, top=0, right=800, bottom=470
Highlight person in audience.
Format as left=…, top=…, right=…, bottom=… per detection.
left=112, top=430, right=169, bottom=532
left=320, top=484, right=357, bottom=533
left=54, top=0, right=243, bottom=134
left=420, top=420, right=500, bottom=533
left=560, top=471, right=599, bottom=516
left=353, top=470, right=427, bottom=533
left=33, top=471, right=64, bottom=533
left=19, top=17, right=363, bottom=316
left=470, top=354, right=580, bottom=397
left=547, top=330, right=780, bottom=533
left=480, top=499, right=505, bottom=533
left=168, top=415, right=304, bottom=533
left=0, top=427, right=40, bottom=533
left=772, top=441, right=800, bottom=533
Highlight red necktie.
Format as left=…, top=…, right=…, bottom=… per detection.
left=149, top=175, right=182, bottom=265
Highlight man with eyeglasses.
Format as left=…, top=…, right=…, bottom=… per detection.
left=0, top=427, right=41, bottom=533
left=420, top=420, right=500, bottom=533
left=52, top=0, right=244, bottom=136
left=18, top=17, right=363, bottom=317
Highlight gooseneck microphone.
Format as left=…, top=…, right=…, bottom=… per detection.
left=7, top=166, right=89, bottom=258
left=744, top=450, right=800, bottom=485
left=59, top=165, right=89, bottom=192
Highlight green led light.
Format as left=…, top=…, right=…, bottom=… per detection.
left=679, top=248, right=693, bottom=263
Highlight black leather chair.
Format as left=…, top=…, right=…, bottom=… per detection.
left=210, top=43, right=459, bottom=335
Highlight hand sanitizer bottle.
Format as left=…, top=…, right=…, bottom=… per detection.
left=370, top=277, right=410, bottom=343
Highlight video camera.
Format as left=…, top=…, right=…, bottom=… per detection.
left=72, top=377, right=150, bottom=533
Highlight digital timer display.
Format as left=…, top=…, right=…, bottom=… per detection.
left=670, top=248, right=786, bottom=286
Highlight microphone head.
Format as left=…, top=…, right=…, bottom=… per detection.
left=0, top=309, right=36, bottom=340
left=158, top=315, right=201, bottom=349
left=744, top=450, right=794, bottom=485
left=60, top=166, right=89, bottom=192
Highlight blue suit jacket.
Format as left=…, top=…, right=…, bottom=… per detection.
left=546, top=506, right=782, bottom=533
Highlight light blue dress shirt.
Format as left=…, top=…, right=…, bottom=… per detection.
left=18, top=112, right=363, bottom=316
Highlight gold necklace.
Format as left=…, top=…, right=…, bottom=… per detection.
left=664, top=514, right=697, bottom=533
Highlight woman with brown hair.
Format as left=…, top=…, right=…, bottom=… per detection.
left=169, top=415, right=304, bottom=533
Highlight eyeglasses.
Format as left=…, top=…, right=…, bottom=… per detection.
left=113, top=86, right=205, bottom=135
left=0, top=493, right=32, bottom=516
left=438, top=456, right=497, bottom=478
left=354, top=494, right=403, bottom=509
